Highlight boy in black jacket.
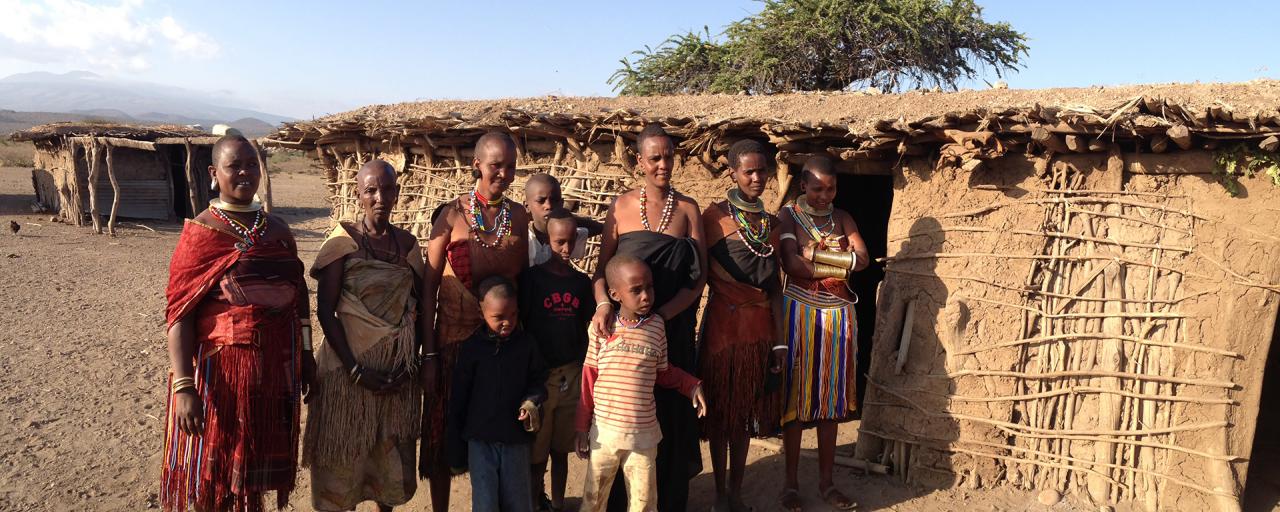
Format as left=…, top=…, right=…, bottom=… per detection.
left=448, top=276, right=548, bottom=512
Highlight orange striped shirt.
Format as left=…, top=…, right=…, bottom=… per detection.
left=575, top=315, right=700, bottom=450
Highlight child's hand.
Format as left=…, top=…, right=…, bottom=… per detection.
left=518, top=400, right=540, bottom=432
left=575, top=431, right=590, bottom=460
left=691, top=384, right=708, bottom=418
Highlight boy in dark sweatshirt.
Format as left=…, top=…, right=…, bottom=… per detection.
left=520, top=209, right=594, bottom=511
left=448, top=276, right=548, bottom=512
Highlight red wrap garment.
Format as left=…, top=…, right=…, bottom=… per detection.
left=161, top=220, right=305, bottom=512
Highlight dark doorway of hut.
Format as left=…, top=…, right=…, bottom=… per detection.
left=1243, top=308, right=1280, bottom=511
left=835, top=174, right=893, bottom=422
left=166, top=146, right=196, bottom=220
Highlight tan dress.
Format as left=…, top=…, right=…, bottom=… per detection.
left=302, top=225, right=424, bottom=511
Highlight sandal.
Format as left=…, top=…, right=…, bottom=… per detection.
left=779, top=487, right=802, bottom=512
left=819, top=486, right=857, bottom=510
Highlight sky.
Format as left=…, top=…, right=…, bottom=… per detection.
left=0, top=0, right=1276, bottom=119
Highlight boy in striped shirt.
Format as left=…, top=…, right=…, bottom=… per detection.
left=575, top=254, right=707, bottom=512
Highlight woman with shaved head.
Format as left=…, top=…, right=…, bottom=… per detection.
left=419, top=131, right=531, bottom=512
left=303, top=159, right=424, bottom=511
left=589, top=124, right=708, bottom=512
left=161, top=135, right=312, bottom=511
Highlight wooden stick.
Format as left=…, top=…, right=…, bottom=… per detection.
left=894, top=300, right=916, bottom=375
left=938, top=196, right=1209, bottom=221
left=104, top=141, right=120, bottom=236
left=183, top=139, right=199, bottom=218
left=884, top=252, right=1204, bottom=278
left=88, top=138, right=102, bottom=233
left=252, top=140, right=273, bottom=213
left=885, top=268, right=1213, bottom=304
left=888, top=225, right=1192, bottom=252
left=946, top=369, right=1235, bottom=388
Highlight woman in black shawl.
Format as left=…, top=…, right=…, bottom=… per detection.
left=590, top=124, right=708, bottom=512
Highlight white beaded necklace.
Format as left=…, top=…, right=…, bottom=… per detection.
left=639, top=186, right=676, bottom=233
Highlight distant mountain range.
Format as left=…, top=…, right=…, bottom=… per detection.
left=0, top=71, right=290, bottom=137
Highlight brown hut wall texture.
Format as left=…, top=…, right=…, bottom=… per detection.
left=860, top=153, right=1280, bottom=511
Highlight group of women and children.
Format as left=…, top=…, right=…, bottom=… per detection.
left=160, top=125, right=869, bottom=512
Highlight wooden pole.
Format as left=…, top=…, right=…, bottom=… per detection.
left=251, top=140, right=273, bottom=213
left=1088, top=262, right=1125, bottom=505
left=104, top=141, right=120, bottom=236
left=894, top=300, right=916, bottom=374
left=87, top=138, right=102, bottom=233
left=183, top=139, right=200, bottom=217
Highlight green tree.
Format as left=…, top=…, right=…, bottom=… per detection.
left=609, top=0, right=1028, bottom=95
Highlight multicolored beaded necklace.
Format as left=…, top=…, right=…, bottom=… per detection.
left=639, top=185, right=676, bottom=233
left=617, top=312, right=653, bottom=330
left=468, top=189, right=511, bottom=249
left=726, top=189, right=773, bottom=258
left=789, top=195, right=835, bottom=243
left=209, top=205, right=266, bottom=252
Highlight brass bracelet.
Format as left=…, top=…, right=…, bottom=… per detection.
left=812, top=249, right=856, bottom=270
left=811, top=262, right=848, bottom=280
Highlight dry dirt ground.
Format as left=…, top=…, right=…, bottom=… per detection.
left=0, top=165, right=1095, bottom=511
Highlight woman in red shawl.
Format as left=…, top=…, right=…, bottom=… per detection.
left=418, top=131, right=530, bottom=512
left=161, top=135, right=313, bottom=512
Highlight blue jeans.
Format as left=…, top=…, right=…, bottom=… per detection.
left=468, top=439, right=533, bottom=512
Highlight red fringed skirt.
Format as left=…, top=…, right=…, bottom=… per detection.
left=698, top=283, right=784, bottom=439
left=161, top=302, right=301, bottom=512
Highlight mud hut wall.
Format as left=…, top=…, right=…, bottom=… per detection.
left=858, top=151, right=1280, bottom=510
left=29, top=138, right=218, bottom=223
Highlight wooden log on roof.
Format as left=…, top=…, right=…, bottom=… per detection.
left=1031, top=126, right=1069, bottom=153
left=1064, top=134, right=1088, bottom=152
left=1087, top=137, right=1109, bottom=152
left=1150, top=134, right=1170, bottom=153
left=69, top=136, right=157, bottom=151
left=1260, top=135, right=1280, bottom=152
left=1166, top=125, right=1193, bottom=150
left=156, top=136, right=221, bottom=145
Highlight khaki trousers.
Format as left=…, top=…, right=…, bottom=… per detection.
left=581, top=440, right=657, bottom=512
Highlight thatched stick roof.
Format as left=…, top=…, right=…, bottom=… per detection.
left=9, top=122, right=208, bottom=144
left=266, top=81, right=1280, bottom=156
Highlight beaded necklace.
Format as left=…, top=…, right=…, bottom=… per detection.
left=726, top=191, right=773, bottom=258
left=209, top=206, right=266, bottom=252
left=468, top=190, right=512, bottom=249
left=617, top=312, right=653, bottom=330
left=788, top=196, right=835, bottom=244
left=639, top=185, right=676, bottom=233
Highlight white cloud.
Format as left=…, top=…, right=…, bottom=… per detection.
left=0, top=0, right=219, bottom=71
